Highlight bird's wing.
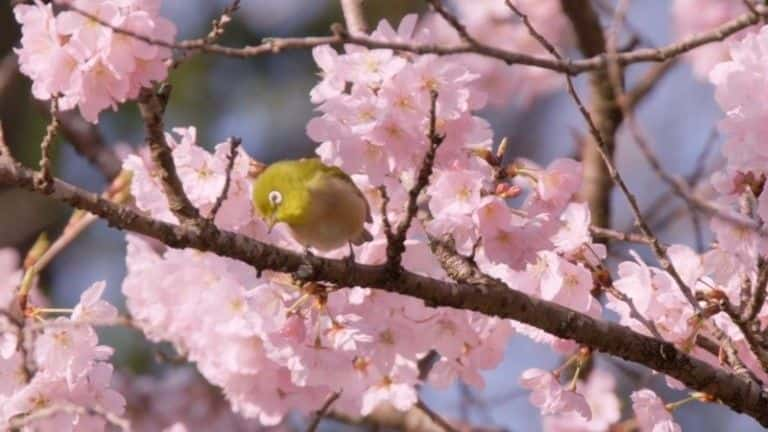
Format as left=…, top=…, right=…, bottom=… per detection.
left=321, top=163, right=373, bottom=223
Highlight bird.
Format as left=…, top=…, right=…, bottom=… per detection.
left=252, top=158, right=372, bottom=252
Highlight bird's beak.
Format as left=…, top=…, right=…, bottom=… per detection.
left=266, top=216, right=276, bottom=234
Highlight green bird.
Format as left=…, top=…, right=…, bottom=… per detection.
left=252, top=158, right=373, bottom=252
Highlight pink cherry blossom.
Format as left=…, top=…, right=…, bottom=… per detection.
left=1, top=279, right=125, bottom=431
left=520, top=368, right=591, bottom=421
left=673, top=0, right=750, bottom=79
left=539, top=252, right=599, bottom=316
left=421, top=0, right=571, bottom=106
left=542, top=370, right=621, bottom=432
left=72, top=281, right=118, bottom=324
left=631, top=389, right=682, bottom=432
left=14, top=0, right=176, bottom=122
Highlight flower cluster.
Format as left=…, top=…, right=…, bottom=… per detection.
left=708, top=26, right=768, bottom=268
left=118, top=13, right=601, bottom=424
left=673, top=0, right=750, bottom=79
left=422, top=0, right=571, bottom=105
left=14, top=0, right=176, bottom=122
left=0, top=252, right=125, bottom=432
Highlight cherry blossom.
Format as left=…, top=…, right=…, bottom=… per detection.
left=0, top=276, right=125, bottom=432
left=519, top=368, right=591, bottom=421
left=11, top=1, right=768, bottom=429
left=631, top=389, right=682, bottom=432
left=14, top=0, right=176, bottom=122
left=673, top=0, right=750, bottom=79
left=422, top=0, right=571, bottom=106
left=541, top=370, right=621, bottom=432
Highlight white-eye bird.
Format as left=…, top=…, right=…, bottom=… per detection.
left=252, top=158, right=373, bottom=252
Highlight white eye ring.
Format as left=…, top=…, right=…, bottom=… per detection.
left=268, top=190, right=283, bottom=206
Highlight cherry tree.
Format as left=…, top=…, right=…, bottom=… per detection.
left=1, top=0, right=768, bottom=430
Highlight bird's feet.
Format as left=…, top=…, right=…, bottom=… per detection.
left=293, top=246, right=317, bottom=282
left=344, top=242, right=356, bottom=268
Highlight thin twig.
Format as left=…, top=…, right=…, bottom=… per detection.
left=58, top=0, right=768, bottom=75
left=17, top=170, right=132, bottom=312
left=427, top=0, right=480, bottom=45
left=710, top=321, right=765, bottom=384
left=596, top=0, right=700, bottom=310
left=589, top=225, right=654, bottom=245
left=603, top=284, right=663, bottom=339
left=307, top=391, right=341, bottom=432
left=745, top=259, right=768, bottom=322
left=642, top=128, right=718, bottom=232
left=170, top=0, right=242, bottom=68
left=208, top=137, right=241, bottom=221
left=8, top=403, right=131, bottom=431
left=137, top=86, right=202, bottom=225
left=386, top=90, right=443, bottom=272
left=36, top=98, right=60, bottom=193
left=415, top=399, right=459, bottom=432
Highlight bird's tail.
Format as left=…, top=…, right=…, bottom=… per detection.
left=352, top=228, right=373, bottom=245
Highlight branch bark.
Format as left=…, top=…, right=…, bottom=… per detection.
left=560, top=0, right=623, bottom=230
left=339, top=0, right=368, bottom=34
left=137, top=86, right=202, bottom=225
left=1, top=159, right=767, bottom=426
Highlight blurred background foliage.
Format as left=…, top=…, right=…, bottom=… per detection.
left=0, top=1, right=756, bottom=430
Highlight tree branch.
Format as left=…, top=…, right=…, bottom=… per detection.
left=137, top=86, right=202, bottom=225
left=559, top=0, right=622, bottom=231
left=58, top=1, right=768, bottom=75
left=0, top=159, right=766, bottom=426
left=339, top=0, right=368, bottom=34
left=36, top=98, right=60, bottom=193
left=307, top=391, right=340, bottom=432
left=208, top=137, right=241, bottom=221
left=385, top=91, right=443, bottom=272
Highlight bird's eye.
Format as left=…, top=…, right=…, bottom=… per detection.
left=268, top=190, right=283, bottom=207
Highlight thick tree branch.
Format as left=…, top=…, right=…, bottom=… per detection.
left=546, top=0, right=699, bottom=310
left=559, top=0, right=622, bottom=231
left=1, top=160, right=767, bottom=426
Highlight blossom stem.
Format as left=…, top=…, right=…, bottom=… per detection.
left=33, top=308, right=74, bottom=314
left=665, top=394, right=699, bottom=412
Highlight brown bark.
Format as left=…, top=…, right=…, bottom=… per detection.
left=560, top=0, right=623, bottom=230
